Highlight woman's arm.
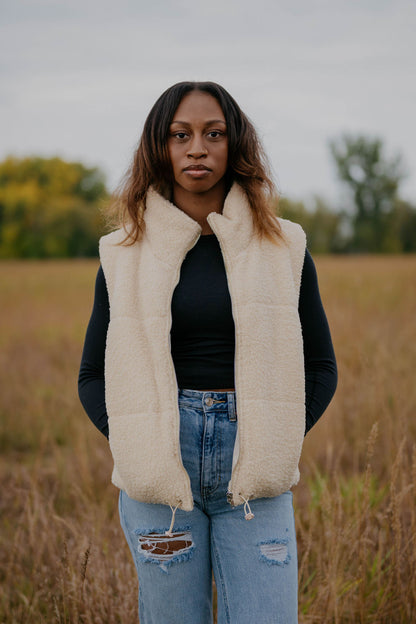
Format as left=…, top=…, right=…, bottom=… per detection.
left=77, top=251, right=337, bottom=438
left=78, top=265, right=110, bottom=438
left=299, top=249, right=338, bottom=434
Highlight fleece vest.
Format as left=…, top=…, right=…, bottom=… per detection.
left=99, top=183, right=306, bottom=511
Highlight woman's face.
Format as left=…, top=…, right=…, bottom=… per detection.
left=167, top=91, right=228, bottom=197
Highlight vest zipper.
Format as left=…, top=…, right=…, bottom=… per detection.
left=167, top=231, right=202, bottom=507
left=207, top=221, right=243, bottom=508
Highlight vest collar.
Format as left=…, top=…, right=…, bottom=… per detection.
left=143, top=182, right=255, bottom=266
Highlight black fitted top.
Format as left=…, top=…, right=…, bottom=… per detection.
left=170, top=233, right=235, bottom=389
left=78, top=236, right=337, bottom=438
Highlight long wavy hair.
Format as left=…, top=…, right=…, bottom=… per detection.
left=110, top=81, right=282, bottom=243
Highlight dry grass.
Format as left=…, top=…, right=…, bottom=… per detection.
left=0, top=256, right=415, bottom=623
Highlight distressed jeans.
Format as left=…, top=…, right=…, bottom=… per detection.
left=119, top=388, right=298, bottom=623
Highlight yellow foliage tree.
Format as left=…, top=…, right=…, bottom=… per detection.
left=0, top=156, right=108, bottom=258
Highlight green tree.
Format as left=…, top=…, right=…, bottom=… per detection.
left=329, top=135, right=406, bottom=252
left=386, top=199, right=416, bottom=253
left=277, top=196, right=346, bottom=253
left=0, top=156, right=108, bottom=258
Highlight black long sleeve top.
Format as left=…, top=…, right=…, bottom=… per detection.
left=78, top=236, right=337, bottom=438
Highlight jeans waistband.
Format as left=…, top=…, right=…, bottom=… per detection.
left=178, top=388, right=237, bottom=421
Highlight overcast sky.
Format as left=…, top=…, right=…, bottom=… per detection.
left=1, top=0, right=415, bottom=205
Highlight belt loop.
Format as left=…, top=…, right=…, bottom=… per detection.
left=228, top=392, right=237, bottom=422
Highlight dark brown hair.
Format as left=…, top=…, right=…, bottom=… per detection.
left=111, top=81, right=282, bottom=243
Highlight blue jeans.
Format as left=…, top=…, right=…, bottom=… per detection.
left=119, top=388, right=298, bottom=623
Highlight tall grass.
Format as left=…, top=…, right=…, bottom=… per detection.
left=0, top=256, right=415, bottom=623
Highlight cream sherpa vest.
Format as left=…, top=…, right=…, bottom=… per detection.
left=99, top=183, right=306, bottom=511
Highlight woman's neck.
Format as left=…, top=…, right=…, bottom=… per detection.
left=171, top=181, right=226, bottom=234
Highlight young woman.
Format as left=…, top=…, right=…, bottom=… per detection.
left=78, top=81, right=337, bottom=623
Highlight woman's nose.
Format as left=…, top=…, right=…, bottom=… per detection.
left=187, top=136, right=207, bottom=158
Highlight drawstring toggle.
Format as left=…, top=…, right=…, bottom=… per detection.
left=240, top=495, right=254, bottom=520
left=165, top=504, right=180, bottom=536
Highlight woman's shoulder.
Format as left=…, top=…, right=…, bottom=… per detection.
left=99, top=227, right=134, bottom=252
left=275, top=216, right=306, bottom=247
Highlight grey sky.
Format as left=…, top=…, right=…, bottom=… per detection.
left=1, top=0, right=415, bottom=204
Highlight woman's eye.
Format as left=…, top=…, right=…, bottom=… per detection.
left=208, top=131, right=222, bottom=138
left=174, top=132, right=188, bottom=139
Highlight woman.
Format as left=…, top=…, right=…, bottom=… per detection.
left=78, top=81, right=337, bottom=623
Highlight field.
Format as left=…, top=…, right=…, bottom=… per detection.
left=0, top=256, right=415, bottom=623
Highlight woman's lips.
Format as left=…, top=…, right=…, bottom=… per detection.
left=183, top=166, right=211, bottom=178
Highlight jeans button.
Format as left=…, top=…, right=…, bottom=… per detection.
left=205, top=397, right=214, bottom=406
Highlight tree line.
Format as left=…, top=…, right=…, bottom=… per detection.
left=0, top=135, right=415, bottom=258
left=0, top=156, right=107, bottom=258
left=278, top=135, right=416, bottom=253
